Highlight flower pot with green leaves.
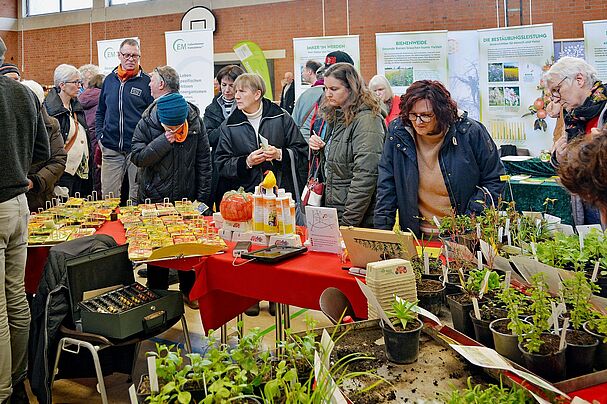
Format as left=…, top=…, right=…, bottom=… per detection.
left=560, top=271, right=600, bottom=378
left=469, top=301, right=507, bottom=349
left=490, top=287, right=531, bottom=365
left=584, top=315, right=607, bottom=371
left=517, top=273, right=567, bottom=383
left=381, top=296, right=423, bottom=364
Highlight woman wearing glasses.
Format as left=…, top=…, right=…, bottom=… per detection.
left=369, top=74, right=401, bottom=124
left=44, top=64, right=91, bottom=197
left=309, top=63, right=386, bottom=227
left=374, top=80, right=504, bottom=236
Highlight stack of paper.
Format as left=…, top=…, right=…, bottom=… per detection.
left=366, top=259, right=417, bottom=319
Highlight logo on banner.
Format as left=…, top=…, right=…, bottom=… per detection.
left=104, top=47, right=118, bottom=59
left=173, top=39, right=187, bottom=52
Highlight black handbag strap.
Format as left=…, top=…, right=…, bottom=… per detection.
left=286, top=148, right=302, bottom=206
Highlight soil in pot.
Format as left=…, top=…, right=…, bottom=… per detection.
left=490, top=318, right=525, bottom=365
left=565, top=329, right=599, bottom=378
left=469, top=306, right=507, bottom=349
left=583, top=321, right=607, bottom=371
left=411, top=256, right=443, bottom=279
left=519, top=333, right=567, bottom=382
left=416, top=279, right=445, bottom=316
left=381, top=318, right=423, bottom=364
left=446, top=293, right=477, bottom=338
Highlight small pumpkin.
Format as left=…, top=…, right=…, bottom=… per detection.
left=220, top=187, right=253, bottom=222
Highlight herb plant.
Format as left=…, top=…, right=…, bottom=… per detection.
left=387, top=296, right=419, bottom=329
left=560, top=271, right=600, bottom=330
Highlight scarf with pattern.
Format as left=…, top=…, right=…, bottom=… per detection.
left=564, top=81, right=607, bottom=141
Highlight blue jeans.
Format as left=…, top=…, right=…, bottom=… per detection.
left=100, top=143, right=138, bottom=202
left=0, top=194, right=29, bottom=401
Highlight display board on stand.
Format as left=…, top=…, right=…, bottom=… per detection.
left=584, top=19, right=607, bottom=82
left=448, top=30, right=481, bottom=120
left=97, top=37, right=140, bottom=76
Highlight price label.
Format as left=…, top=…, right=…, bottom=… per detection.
left=147, top=356, right=159, bottom=393
left=472, top=297, right=481, bottom=320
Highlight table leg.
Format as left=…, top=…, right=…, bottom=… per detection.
left=220, top=323, right=228, bottom=345
left=237, top=314, right=244, bottom=336
left=275, top=303, right=283, bottom=355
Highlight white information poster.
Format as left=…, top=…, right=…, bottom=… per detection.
left=448, top=30, right=480, bottom=120
left=97, top=37, right=139, bottom=76
left=584, top=19, right=607, bottom=81
left=165, top=29, right=214, bottom=110
left=292, top=35, right=360, bottom=99
left=478, top=24, right=554, bottom=155
left=375, top=30, right=449, bottom=95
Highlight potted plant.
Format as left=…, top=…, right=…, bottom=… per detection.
left=490, top=287, right=530, bottom=365
left=584, top=314, right=607, bottom=371
left=560, top=270, right=600, bottom=377
left=381, top=295, right=423, bottom=364
left=518, top=273, right=567, bottom=382
left=468, top=300, right=507, bottom=349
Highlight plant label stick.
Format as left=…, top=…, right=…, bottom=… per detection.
left=592, top=261, right=601, bottom=283
left=477, top=251, right=483, bottom=271
left=411, top=304, right=442, bottom=326
left=476, top=223, right=481, bottom=239
left=504, top=218, right=510, bottom=235
left=559, top=318, right=569, bottom=350
left=478, top=270, right=491, bottom=299
left=550, top=301, right=558, bottom=333
left=147, top=356, right=159, bottom=393
left=530, top=242, right=537, bottom=260
left=443, top=243, right=450, bottom=269
left=498, top=226, right=504, bottom=243
left=432, top=216, right=441, bottom=228
left=423, top=251, right=430, bottom=275
left=504, top=271, right=511, bottom=291
left=443, top=263, right=449, bottom=286
left=472, top=297, right=481, bottom=320
left=128, top=385, right=138, bottom=404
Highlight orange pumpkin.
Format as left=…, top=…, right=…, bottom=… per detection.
left=220, top=187, right=253, bottom=222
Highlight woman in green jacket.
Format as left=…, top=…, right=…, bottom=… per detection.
left=309, top=63, right=386, bottom=227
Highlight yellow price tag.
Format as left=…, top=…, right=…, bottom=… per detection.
left=500, top=175, right=511, bottom=181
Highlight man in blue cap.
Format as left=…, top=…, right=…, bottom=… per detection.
left=131, top=65, right=211, bottom=309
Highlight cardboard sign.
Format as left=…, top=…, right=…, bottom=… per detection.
left=341, top=226, right=416, bottom=268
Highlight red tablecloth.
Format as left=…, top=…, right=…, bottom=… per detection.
left=24, top=220, right=127, bottom=294
left=189, top=247, right=368, bottom=332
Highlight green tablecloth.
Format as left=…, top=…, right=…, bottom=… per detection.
left=504, top=178, right=573, bottom=225
left=502, top=157, right=556, bottom=177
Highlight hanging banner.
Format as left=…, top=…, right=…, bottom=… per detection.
left=293, top=35, right=360, bottom=99
left=233, top=41, right=274, bottom=100
left=165, top=29, right=214, bottom=110
left=448, top=30, right=480, bottom=120
left=584, top=19, right=607, bottom=81
left=478, top=24, right=554, bottom=155
left=375, top=31, right=448, bottom=95
left=97, top=37, right=139, bottom=76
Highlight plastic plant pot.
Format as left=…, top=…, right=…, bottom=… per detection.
left=565, top=329, right=599, bottom=378
left=490, top=318, right=526, bottom=366
left=381, top=318, right=423, bottom=364
left=519, top=333, right=567, bottom=383
left=583, top=321, right=607, bottom=371
left=446, top=293, right=475, bottom=338
left=469, top=311, right=494, bottom=349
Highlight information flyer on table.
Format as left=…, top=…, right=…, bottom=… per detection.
left=97, top=37, right=140, bottom=76
left=293, top=35, right=360, bottom=99
left=478, top=24, right=554, bottom=155
left=375, top=30, right=449, bottom=95
left=165, top=29, right=214, bottom=111
left=584, top=19, right=607, bottom=82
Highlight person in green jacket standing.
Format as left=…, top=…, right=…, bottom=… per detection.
left=309, top=63, right=386, bottom=228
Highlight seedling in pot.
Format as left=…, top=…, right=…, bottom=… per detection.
left=387, top=296, right=419, bottom=330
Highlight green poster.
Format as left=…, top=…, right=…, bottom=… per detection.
left=233, top=41, right=273, bottom=100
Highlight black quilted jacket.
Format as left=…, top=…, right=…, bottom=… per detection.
left=131, top=99, right=212, bottom=205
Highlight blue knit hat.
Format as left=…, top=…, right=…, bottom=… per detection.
left=157, top=93, right=188, bottom=126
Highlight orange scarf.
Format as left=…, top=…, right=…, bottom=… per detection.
left=117, top=65, right=140, bottom=82
left=174, top=120, right=189, bottom=143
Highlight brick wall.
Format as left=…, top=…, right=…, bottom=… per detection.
left=1, top=0, right=607, bottom=96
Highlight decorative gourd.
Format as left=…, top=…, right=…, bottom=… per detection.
left=220, top=187, right=253, bottom=222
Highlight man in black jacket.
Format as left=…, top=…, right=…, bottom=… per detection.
left=131, top=65, right=211, bottom=309
left=279, top=71, right=295, bottom=115
left=0, top=37, right=50, bottom=404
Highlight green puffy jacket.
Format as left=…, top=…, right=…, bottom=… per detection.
left=324, top=106, right=386, bottom=228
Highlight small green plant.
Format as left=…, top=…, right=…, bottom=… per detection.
left=387, top=295, right=419, bottom=329
left=464, top=268, right=503, bottom=296
left=588, top=314, right=607, bottom=342
left=498, top=287, right=531, bottom=338
left=522, top=273, right=553, bottom=353
left=443, top=377, right=533, bottom=403
left=560, top=271, right=600, bottom=330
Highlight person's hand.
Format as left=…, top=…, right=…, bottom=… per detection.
left=545, top=101, right=562, bottom=118
left=309, top=134, right=325, bottom=151
left=551, top=135, right=568, bottom=163
left=165, top=131, right=176, bottom=143
left=263, top=145, right=282, bottom=161
left=27, top=179, right=33, bottom=190
left=590, top=127, right=601, bottom=138
left=246, top=149, right=266, bottom=168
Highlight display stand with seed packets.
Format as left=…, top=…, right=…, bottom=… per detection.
left=365, top=258, right=417, bottom=320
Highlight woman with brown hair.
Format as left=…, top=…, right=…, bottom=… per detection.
left=309, top=62, right=386, bottom=227
left=374, top=80, right=504, bottom=236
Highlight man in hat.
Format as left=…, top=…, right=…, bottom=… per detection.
left=0, top=63, right=20, bottom=81
left=96, top=38, right=154, bottom=202
left=131, top=65, right=211, bottom=309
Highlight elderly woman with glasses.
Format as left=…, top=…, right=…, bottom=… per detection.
left=44, top=64, right=91, bottom=197
left=374, top=80, right=504, bottom=236
left=544, top=57, right=607, bottom=167
left=369, top=74, right=401, bottom=124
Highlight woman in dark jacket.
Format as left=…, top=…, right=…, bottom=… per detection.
left=78, top=73, right=104, bottom=194
left=131, top=94, right=211, bottom=205
left=215, top=73, right=307, bottom=200
left=21, top=80, right=67, bottom=212
left=203, top=65, right=245, bottom=209
left=44, top=64, right=91, bottom=197
left=374, top=80, right=504, bottom=237
left=309, top=63, right=386, bottom=228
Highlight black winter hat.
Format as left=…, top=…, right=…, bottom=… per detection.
left=324, top=51, right=354, bottom=68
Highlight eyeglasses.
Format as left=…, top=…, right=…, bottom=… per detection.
left=120, top=52, right=141, bottom=60
left=550, top=76, right=568, bottom=101
left=64, top=80, right=83, bottom=86
left=408, top=113, right=435, bottom=123
left=154, top=68, right=167, bottom=83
